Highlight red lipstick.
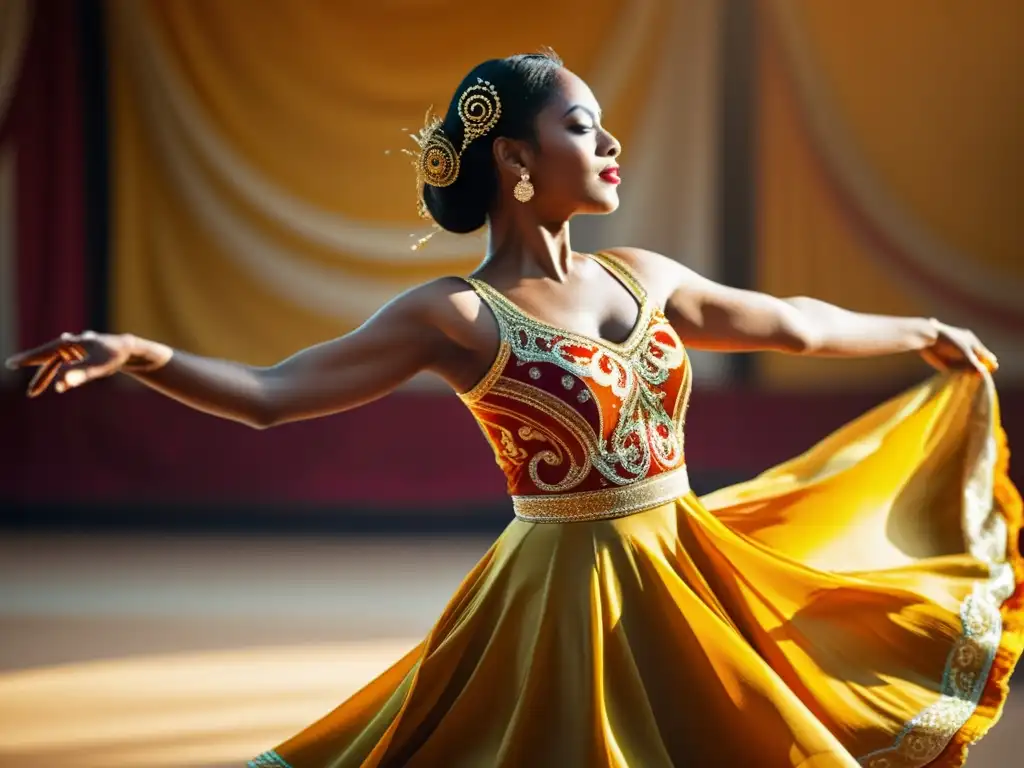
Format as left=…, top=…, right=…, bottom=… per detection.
left=599, top=166, right=621, bottom=185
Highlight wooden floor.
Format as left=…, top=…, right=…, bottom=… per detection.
left=0, top=532, right=1020, bottom=767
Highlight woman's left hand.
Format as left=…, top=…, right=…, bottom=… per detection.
left=921, top=319, right=999, bottom=374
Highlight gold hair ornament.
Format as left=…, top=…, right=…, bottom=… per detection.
left=402, top=78, right=502, bottom=250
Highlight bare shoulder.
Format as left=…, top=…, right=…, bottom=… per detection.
left=601, top=247, right=702, bottom=302
left=389, top=276, right=492, bottom=352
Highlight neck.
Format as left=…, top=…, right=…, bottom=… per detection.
left=482, top=204, right=575, bottom=282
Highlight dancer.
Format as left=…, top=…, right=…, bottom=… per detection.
left=7, top=52, right=1021, bottom=767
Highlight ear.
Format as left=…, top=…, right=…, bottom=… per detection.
left=492, top=136, right=532, bottom=180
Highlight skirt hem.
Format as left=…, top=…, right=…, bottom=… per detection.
left=933, top=425, right=1024, bottom=767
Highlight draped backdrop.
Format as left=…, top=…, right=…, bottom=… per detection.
left=106, top=0, right=726, bottom=380
left=755, top=0, right=1024, bottom=388
left=0, top=0, right=87, bottom=372
left=1, top=0, right=1021, bottom=512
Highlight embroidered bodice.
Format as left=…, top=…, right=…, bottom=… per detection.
left=458, top=252, right=693, bottom=519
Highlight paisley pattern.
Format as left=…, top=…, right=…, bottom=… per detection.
left=460, top=252, right=692, bottom=499
left=244, top=253, right=1020, bottom=768
left=246, top=305, right=1021, bottom=768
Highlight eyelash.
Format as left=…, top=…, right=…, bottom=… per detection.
left=570, top=125, right=594, bottom=134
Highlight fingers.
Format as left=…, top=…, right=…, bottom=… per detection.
left=5, top=336, right=73, bottom=369
left=63, top=344, right=87, bottom=362
left=957, top=330, right=997, bottom=373
left=26, top=356, right=64, bottom=397
left=974, top=345, right=999, bottom=372
left=966, top=333, right=999, bottom=372
left=4, top=332, right=92, bottom=370
left=7, top=330, right=126, bottom=397
left=53, top=359, right=122, bottom=393
left=23, top=347, right=83, bottom=397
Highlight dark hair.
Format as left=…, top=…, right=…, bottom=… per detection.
left=422, top=50, right=563, bottom=234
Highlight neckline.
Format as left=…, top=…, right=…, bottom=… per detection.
left=466, top=252, right=652, bottom=355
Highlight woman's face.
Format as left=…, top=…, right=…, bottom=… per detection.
left=527, top=69, right=622, bottom=219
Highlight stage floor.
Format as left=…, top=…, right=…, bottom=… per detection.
left=1, top=532, right=1020, bottom=767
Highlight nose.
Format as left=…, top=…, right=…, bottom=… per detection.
left=601, top=129, right=621, bottom=158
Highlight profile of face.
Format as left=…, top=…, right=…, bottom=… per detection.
left=498, top=69, right=622, bottom=221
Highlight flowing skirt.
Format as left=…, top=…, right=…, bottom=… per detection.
left=250, top=371, right=1022, bottom=768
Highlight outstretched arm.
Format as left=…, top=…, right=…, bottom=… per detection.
left=5, top=281, right=454, bottom=429
left=609, top=247, right=997, bottom=370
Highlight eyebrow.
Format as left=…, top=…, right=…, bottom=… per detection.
left=563, top=104, right=601, bottom=121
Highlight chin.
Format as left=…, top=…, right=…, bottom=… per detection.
left=582, top=192, right=620, bottom=215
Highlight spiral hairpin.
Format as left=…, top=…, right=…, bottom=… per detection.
left=417, top=123, right=460, bottom=189
left=457, top=80, right=502, bottom=151
left=401, top=78, right=503, bottom=249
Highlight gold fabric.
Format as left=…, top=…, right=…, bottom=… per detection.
left=248, top=365, right=1021, bottom=765
left=755, top=0, right=1024, bottom=387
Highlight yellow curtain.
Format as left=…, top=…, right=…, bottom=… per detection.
left=755, top=0, right=1024, bottom=389
left=106, top=0, right=678, bottom=364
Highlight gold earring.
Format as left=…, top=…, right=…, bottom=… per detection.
left=514, top=170, right=534, bottom=203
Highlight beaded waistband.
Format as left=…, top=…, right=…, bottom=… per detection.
left=511, top=466, right=691, bottom=524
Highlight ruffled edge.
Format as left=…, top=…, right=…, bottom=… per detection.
left=933, top=424, right=1024, bottom=766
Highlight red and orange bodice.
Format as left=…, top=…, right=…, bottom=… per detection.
left=459, top=252, right=694, bottom=523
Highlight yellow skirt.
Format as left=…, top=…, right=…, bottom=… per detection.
left=251, top=371, right=1022, bottom=768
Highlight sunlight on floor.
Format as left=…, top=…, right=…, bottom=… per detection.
left=0, top=642, right=416, bottom=767
left=0, top=533, right=1019, bottom=767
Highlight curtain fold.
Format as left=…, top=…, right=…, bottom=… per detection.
left=107, top=0, right=723, bottom=367
left=755, top=0, right=1023, bottom=389
left=0, top=0, right=87, bottom=372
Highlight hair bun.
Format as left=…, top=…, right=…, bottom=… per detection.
left=411, top=52, right=563, bottom=237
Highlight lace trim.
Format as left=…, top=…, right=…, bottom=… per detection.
left=857, top=371, right=1013, bottom=767
left=248, top=750, right=293, bottom=768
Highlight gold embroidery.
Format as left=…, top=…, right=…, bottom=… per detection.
left=482, top=381, right=595, bottom=492
left=459, top=339, right=510, bottom=403
left=858, top=585, right=1003, bottom=767
left=463, top=275, right=689, bottom=487
left=488, top=380, right=598, bottom=487
left=857, top=372, right=1013, bottom=767
left=495, top=424, right=527, bottom=464
left=513, top=465, right=691, bottom=523
left=518, top=425, right=551, bottom=444
left=590, top=251, right=649, bottom=307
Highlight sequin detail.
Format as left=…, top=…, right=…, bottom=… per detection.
left=857, top=372, right=1013, bottom=767
left=461, top=252, right=690, bottom=491
left=513, top=465, right=691, bottom=523
left=249, top=751, right=293, bottom=768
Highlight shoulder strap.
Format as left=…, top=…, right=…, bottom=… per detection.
left=590, top=251, right=648, bottom=303
left=463, top=276, right=516, bottom=338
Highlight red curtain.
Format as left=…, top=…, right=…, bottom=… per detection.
left=0, top=2, right=1020, bottom=512
left=5, top=0, right=87, bottom=348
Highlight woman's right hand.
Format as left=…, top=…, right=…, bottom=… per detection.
left=920, top=319, right=998, bottom=375
left=4, top=331, right=169, bottom=397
